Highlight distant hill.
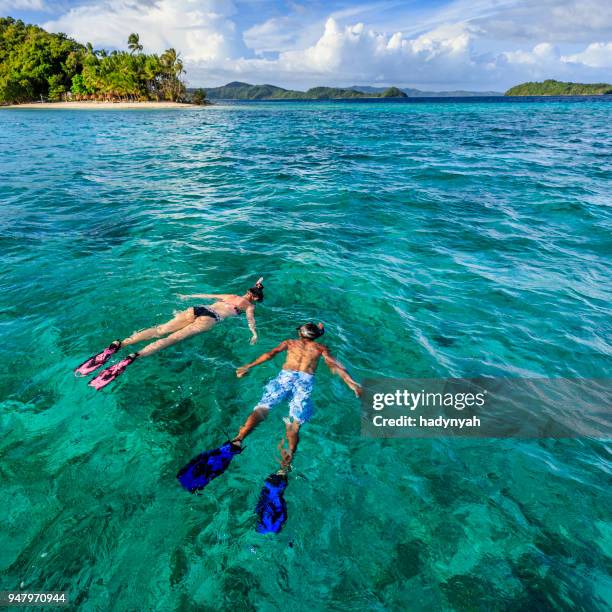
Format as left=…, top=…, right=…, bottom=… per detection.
left=352, top=85, right=502, bottom=97
left=505, top=80, right=612, bottom=96
left=380, top=86, right=406, bottom=98
left=202, top=82, right=408, bottom=100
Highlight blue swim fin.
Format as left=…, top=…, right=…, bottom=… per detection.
left=255, top=472, right=289, bottom=534
left=177, top=441, right=242, bottom=493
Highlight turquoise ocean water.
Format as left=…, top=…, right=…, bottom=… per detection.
left=0, top=99, right=610, bottom=610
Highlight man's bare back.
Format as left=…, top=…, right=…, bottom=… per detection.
left=279, top=338, right=327, bottom=374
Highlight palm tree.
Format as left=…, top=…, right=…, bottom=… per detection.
left=160, top=48, right=185, bottom=101
left=127, top=33, right=143, bottom=55
left=141, top=55, right=161, bottom=100
left=161, top=48, right=183, bottom=75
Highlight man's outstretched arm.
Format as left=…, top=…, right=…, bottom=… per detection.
left=236, top=340, right=288, bottom=377
left=321, top=347, right=362, bottom=397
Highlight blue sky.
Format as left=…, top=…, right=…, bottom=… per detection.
left=3, top=0, right=611, bottom=89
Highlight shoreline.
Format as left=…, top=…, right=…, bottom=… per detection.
left=1, top=101, right=202, bottom=110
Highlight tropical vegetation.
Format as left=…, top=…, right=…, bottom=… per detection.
left=505, top=80, right=612, bottom=96
left=0, top=17, right=193, bottom=104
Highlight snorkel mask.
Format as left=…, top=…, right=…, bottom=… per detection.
left=248, top=277, right=264, bottom=302
left=297, top=322, right=325, bottom=339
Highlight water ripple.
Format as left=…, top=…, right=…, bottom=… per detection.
left=0, top=100, right=610, bottom=609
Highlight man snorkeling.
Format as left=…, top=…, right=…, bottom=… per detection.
left=176, top=322, right=362, bottom=497
left=233, top=322, right=362, bottom=469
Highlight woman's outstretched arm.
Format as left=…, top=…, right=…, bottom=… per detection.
left=246, top=305, right=258, bottom=344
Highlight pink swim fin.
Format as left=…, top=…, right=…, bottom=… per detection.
left=74, top=341, right=121, bottom=376
left=88, top=353, right=137, bottom=390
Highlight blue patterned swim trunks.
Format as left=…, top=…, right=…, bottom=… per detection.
left=256, top=369, right=315, bottom=423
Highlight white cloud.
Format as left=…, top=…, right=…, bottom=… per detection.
left=503, top=43, right=560, bottom=66
left=266, top=19, right=477, bottom=84
left=244, top=16, right=299, bottom=54
left=501, top=40, right=612, bottom=73
left=0, top=0, right=46, bottom=10
left=44, top=0, right=247, bottom=62
left=242, top=9, right=326, bottom=57
left=562, top=42, right=612, bottom=68
left=473, top=0, right=612, bottom=43
left=493, top=40, right=612, bottom=85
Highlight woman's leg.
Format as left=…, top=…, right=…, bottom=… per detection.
left=122, top=309, right=196, bottom=347
left=88, top=315, right=211, bottom=390
left=136, top=317, right=216, bottom=358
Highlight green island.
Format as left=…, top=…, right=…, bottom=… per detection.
left=505, top=79, right=612, bottom=96
left=351, top=85, right=501, bottom=97
left=200, top=83, right=502, bottom=99
left=0, top=17, right=200, bottom=105
left=200, top=81, right=408, bottom=100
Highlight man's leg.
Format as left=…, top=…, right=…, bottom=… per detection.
left=233, top=407, right=269, bottom=445
left=233, top=371, right=292, bottom=445
left=279, top=419, right=301, bottom=470
left=280, top=374, right=311, bottom=468
left=285, top=418, right=301, bottom=456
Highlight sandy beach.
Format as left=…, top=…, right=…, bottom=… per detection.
left=1, top=101, right=200, bottom=110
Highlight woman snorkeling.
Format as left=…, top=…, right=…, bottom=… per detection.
left=75, top=278, right=264, bottom=390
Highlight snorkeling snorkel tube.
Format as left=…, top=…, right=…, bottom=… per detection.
left=297, top=322, right=325, bottom=339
